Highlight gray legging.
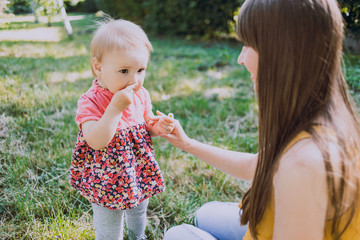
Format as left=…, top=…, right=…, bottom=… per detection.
left=164, top=201, right=248, bottom=240
left=92, top=198, right=149, bottom=240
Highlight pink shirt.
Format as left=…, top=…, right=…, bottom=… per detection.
left=75, top=79, right=152, bottom=130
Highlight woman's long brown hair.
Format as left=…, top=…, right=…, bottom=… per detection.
left=237, top=0, right=360, bottom=239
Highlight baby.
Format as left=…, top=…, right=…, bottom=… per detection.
left=70, top=17, right=174, bottom=240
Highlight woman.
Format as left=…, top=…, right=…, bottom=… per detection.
left=161, top=0, right=360, bottom=239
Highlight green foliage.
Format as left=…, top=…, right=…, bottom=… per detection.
left=344, top=54, right=360, bottom=91
left=93, top=0, right=243, bottom=38
left=6, top=0, right=60, bottom=26
left=34, top=0, right=59, bottom=26
left=94, top=0, right=145, bottom=23
left=7, top=0, right=32, bottom=14
left=6, top=0, right=81, bottom=25
left=143, top=0, right=243, bottom=38
left=338, top=0, right=360, bottom=31
left=65, top=0, right=98, bottom=13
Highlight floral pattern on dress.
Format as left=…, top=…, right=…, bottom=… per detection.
left=70, top=123, right=165, bottom=210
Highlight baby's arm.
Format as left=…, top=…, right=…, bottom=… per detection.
left=82, top=85, right=135, bottom=150
left=146, top=110, right=175, bottom=137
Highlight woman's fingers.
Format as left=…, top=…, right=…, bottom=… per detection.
left=156, top=110, right=174, bottom=123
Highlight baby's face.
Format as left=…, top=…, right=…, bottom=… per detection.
left=97, top=46, right=149, bottom=94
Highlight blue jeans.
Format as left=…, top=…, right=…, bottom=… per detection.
left=163, top=201, right=248, bottom=240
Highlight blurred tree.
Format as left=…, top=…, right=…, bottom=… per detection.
left=65, top=0, right=97, bottom=13
left=338, top=0, right=360, bottom=31
left=34, top=0, right=59, bottom=26
left=143, top=0, right=243, bottom=38
left=93, top=0, right=243, bottom=38
left=7, top=0, right=79, bottom=22
left=338, top=0, right=360, bottom=54
left=30, top=0, right=39, bottom=22
left=7, top=0, right=31, bottom=14
left=32, top=0, right=76, bottom=27
left=94, top=0, right=145, bottom=23
left=0, top=0, right=10, bottom=15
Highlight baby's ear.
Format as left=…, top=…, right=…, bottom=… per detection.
left=91, top=57, right=102, bottom=77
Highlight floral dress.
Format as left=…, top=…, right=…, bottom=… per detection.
left=70, top=80, right=165, bottom=210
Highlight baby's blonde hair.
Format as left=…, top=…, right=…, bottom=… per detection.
left=90, top=17, right=153, bottom=77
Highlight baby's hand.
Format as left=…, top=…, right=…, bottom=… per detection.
left=109, top=84, right=135, bottom=113
left=149, top=110, right=175, bottom=136
left=148, top=111, right=191, bottom=150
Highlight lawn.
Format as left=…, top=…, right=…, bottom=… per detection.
left=0, top=14, right=359, bottom=239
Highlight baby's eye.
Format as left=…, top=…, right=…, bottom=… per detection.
left=119, top=69, right=128, bottom=74
left=137, top=68, right=145, bottom=73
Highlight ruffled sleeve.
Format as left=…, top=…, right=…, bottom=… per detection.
left=75, top=96, right=103, bottom=129
left=75, top=80, right=113, bottom=130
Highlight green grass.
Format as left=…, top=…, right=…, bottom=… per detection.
left=0, top=14, right=359, bottom=239
left=344, top=54, right=360, bottom=92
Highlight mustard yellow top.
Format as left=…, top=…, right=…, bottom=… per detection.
left=243, top=131, right=360, bottom=240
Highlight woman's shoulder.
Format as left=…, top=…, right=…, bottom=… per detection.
left=274, top=134, right=329, bottom=198
left=276, top=131, right=342, bottom=178
left=273, top=133, right=341, bottom=206
left=272, top=136, right=330, bottom=239
left=278, top=137, right=324, bottom=173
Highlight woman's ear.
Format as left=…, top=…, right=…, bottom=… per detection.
left=91, top=57, right=102, bottom=77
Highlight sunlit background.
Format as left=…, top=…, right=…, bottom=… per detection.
left=0, top=0, right=359, bottom=239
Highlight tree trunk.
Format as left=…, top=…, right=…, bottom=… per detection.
left=30, top=1, right=39, bottom=23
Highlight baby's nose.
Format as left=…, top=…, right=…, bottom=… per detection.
left=130, top=75, right=138, bottom=84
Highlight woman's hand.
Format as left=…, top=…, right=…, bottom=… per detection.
left=148, top=111, right=257, bottom=180
left=149, top=111, right=192, bottom=151
left=147, top=111, right=175, bottom=136
left=163, top=119, right=193, bottom=151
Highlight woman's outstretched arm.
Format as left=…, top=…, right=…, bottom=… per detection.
left=162, top=119, right=257, bottom=180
